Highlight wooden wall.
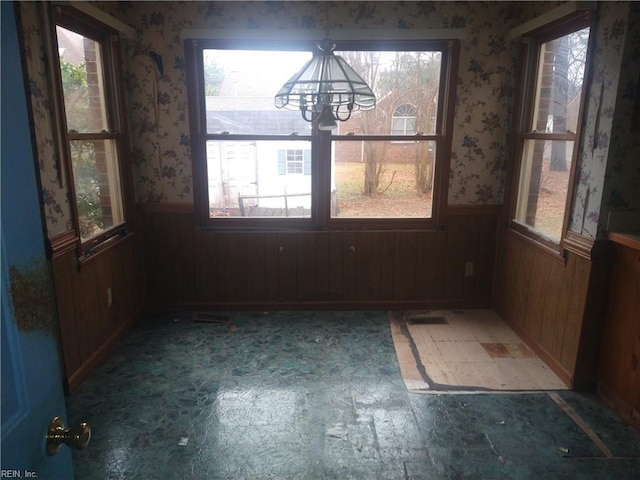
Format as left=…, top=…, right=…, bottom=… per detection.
left=597, top=239, right=640, bottom=430
left=494, top=229, right=612, bottom=389
left=52, top=232, right=145, bottom=392
left=142, top=204, right=499, bottom=310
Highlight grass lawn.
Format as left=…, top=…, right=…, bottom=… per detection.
left=334, top=161, right=432, bottom=218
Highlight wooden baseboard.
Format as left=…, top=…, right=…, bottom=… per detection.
left=499, top=314, right=573, bottom=388
left=64, top=306, right=143, bottom=393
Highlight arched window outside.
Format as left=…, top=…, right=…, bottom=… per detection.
left=391, top=103, right=417, bottom=135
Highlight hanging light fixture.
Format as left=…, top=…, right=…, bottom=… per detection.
left=275, top=38, right=376, bottom=131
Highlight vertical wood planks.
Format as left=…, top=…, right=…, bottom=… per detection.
left=379, top=232, right=396, bottom=300
left=444, top=215, right=466, bottom=299
left=316, top=232, right=330, bottom=300
left=597, top=243, right=640, bottom=427
left=327, top=232, right=345, bottom=301
left=525, top=257, right=551, bottom=341
left=52, top=234, right=145, bottom=388
left=560, top=254, right=590, bottom=373
left=144, top=212, right=194, bottom=304
left=462, top=215, right=480, bottom=301
left=476, top=215, right=498, bottom=302
left=342, top=232, right=357, bottom=300
left=393, top=232, right=418, bottom=300
left=218, top=233, right=248, bottom=301
left=264, top=234, right=280, bottom=302
left=245, top=233, right=269, bottom=302
left=141, top=205, right=500, bottom=307
left=277, top=233, right=297, bottom=301
left=194, top=229, right=219, bottom=301
left=539, top=260, right=565, bottom=353
left=179, top=214, right=196, bottom=303
left=494, top=230, right=593, bottom=387
left=297, top=232, right=317, bottom=301
left=549, top=257, right=574, bottom=362
left=415, top=230, right=446, bottom=300
left=52, top=253, right=81, bottom=377
left=355, top=232, right=382, bottom=301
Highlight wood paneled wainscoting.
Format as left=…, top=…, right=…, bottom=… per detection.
left=494, top=229, right=613, bottom=390
left=51, top=231, right=146, bottom=392
left=141, top=203, right=499, bottom=311
left=597, top=234, right=640, bottom=430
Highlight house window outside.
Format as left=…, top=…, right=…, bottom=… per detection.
left=391, top=104, right=417, bottom=135
left=188, top=41, right=457, bottom=227
left=53, top=9, right=130, bottom=250
left=511, top=15, right=591, bottom=246
left=198, top=49, right=313, bottom=220
left=286, top=149, right=304, bottom=174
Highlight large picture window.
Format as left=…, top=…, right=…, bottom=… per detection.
left=53, top=7, right=131, bottom=251
left=187, top=40, right=457, bottom=229
left=511, top=13, right=592, bottom=248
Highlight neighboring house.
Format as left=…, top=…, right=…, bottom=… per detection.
left=206, top=96, right=313, bottom=214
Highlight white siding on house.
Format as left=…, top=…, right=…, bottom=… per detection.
left=207, top=140, right=311, bottom=212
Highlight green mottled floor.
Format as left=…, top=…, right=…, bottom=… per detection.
left=66, top=311, right=640, bottom=479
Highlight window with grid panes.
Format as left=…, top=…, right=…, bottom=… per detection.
left=510, top=13, right=592, bottom=248
left=187, top=40, right=458, bottom=228
left=53, top=6, right=132, bottom=252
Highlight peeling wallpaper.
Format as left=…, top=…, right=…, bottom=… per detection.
left=19, top=4, right=74, bottom=234
left=598, top=1, right=640, bottom=233
left=18, top=1, right=635, bottom=239
left=568, top=1, right=634, bottom=237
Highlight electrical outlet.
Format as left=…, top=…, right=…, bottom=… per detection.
left=464, top=261, right=474, bottom=277
left=107, top=287, right=112, bottom=307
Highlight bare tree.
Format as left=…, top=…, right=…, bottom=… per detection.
left=550, top=28, right=590, bottom=172
left=550, top=36, right=570, bottom=172
left=341, top=50, right=440, bottom=196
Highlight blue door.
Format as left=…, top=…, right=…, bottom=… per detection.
left=1, top=2, right=74, bottom=478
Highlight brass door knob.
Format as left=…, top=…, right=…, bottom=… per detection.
left=46, top=417, right=91, bottom=456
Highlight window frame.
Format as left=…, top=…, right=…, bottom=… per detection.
left=507, top=11, right=594, bottom=253
left=50, top=5, right=134, bottom=255
left=186, top=38, right=458, bottom=231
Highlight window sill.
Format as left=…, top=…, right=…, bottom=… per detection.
left=49, top=230, right=80, bottom=259
left=563, top=230, right=595, bottom=260
left=328, top=217, right=438, bottom=231
left=507, top=224, right=565, bottom=264
left=79, top=229, right=134, bottom=267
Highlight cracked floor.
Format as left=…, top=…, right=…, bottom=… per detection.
left=66, top=311, right=640, bottom=479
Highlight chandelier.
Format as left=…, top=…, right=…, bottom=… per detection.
left=274, top=38, right=376, bottom=131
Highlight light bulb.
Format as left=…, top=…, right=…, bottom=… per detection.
left=317, top=108, right=337, bottom=131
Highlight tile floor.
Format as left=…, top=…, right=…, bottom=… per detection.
left=66, top=311, right=640, bottom=479
left=391, top=310, right=568, bottom=392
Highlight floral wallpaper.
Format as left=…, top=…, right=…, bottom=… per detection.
left=569, top=1, right=633, bottom=237
left=18, top=4, right=74, bottom=236
left=98, top=1, right=545, bottom=207
left=598, top=1, right=640, bottom=233
left=17, top=1, right=636, bottom=239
